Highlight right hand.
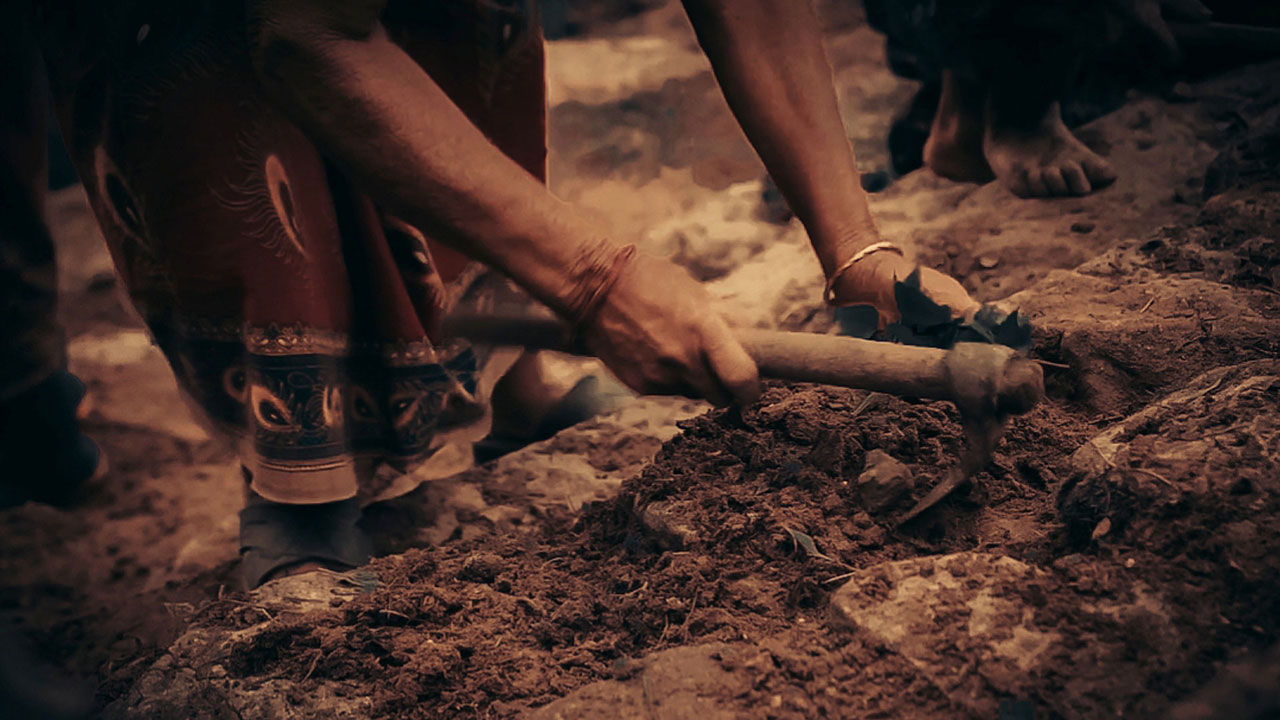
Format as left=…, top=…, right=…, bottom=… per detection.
left=580, top=252, right=761, bottom=407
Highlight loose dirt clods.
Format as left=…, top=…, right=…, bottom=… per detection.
left=4, top=4, right=1279, bottom=719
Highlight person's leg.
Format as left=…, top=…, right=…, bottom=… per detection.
left=979, top=1, right=1117, bottom=197
left=239, top=476, right=371, bottom=589
left=385, top=0, right=628, bottom=452
left=922, top=70, right=995, bottom=182
left=0, top=4, right=61, bottom=405
left=0, top=2, right=100, bottom=508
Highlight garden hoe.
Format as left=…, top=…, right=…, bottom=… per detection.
left=443, top=309, right=1044, bottom=525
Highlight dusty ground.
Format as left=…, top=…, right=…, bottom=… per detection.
left=2, top=2, right=1278, bottom=718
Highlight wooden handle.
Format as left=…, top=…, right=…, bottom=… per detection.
left=736, top=329, right=953, bottom=400
left=444, top=310, right=956, bottom=400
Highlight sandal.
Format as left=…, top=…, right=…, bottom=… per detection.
left=238, top=497, right=373, bottom=590
left=0, top=370, right=103, bottom=509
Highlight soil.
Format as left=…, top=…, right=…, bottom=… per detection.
left=177, top=385, right=1078, bottom=718
left=3, top=2, right=1279, bottom=719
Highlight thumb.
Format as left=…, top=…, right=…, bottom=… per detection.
left=701, top=317, right=761, bottom=407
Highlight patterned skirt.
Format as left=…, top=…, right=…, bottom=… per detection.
left=41, top=0, right=544, bottom=503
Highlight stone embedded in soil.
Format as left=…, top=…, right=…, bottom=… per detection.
left=638, top=500, right=702, bottom=549
left=829, top=552, right=1179, bottom=719
left=527, top=643, right=746, bottom=720
left=458, top=552, right=505, bottom=583
left=105, top=626, right=372, bottom=720
left=1054, top=360, right=1280, bottom=716
left=854, top=449, right=915, bottom=513
left=1062, top=360, right=1280, bottom=554
left=1008, top=268, right=1280, bottom=415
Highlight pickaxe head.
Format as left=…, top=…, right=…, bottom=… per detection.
left=897, top=343, right=1045, bottom=525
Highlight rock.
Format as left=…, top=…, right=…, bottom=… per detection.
left=859, top=169, right=891, bottom=193
left=527, top=643, right=746, bottom=720
left=458, top=552, right=505, bottom=584
left=1062, top=361, right=1280, bottom=555
left=977, top=254, right=1000, bottom=269
left=854, top=450, right=914, bottom=513
left=639, top=501, right=701, bottom=549
left=1070, top=221, right=1096, bottom=234
left=1007, top=267, right=1280, bottom=415
left=829, top=552, right=1177, bottom=718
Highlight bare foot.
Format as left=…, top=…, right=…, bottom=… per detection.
left=489, top=351, right=587, bottom=439
left=923, top=71, right=995, bottom=183
left=924, top=126, right=995, bottom=183
left=983, top=102, right=1117, bottom=198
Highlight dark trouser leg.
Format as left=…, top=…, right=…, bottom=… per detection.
left=0, top=3, right=62, bottom=403
left=981, top=0, right=1094, bottom=132
left=238, top=471, right=372, bottom=589
left=0, top=4, right=98, bottom=506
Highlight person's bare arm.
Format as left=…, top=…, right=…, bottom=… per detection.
left=248, top=0, right=758, bottom=404
left=250, top=0, right=610, bottom=317
left=681, top=0, right=977, bottom=319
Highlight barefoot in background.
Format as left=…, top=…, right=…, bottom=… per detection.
left=983, top=100, right=1116, bottom=198
left=921, top=71, right=996, bottom=184
left=921, top=66, right=1116, bottom=198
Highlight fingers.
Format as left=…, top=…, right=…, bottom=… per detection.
left=1129, top=0, right=1182, bottom=59
left=679, top=352, right=732, bottom=407
left=700, top=317, right=761, bottom=407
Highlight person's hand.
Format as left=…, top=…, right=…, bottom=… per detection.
left=580, top=252, right=761, bottom=407
left=828, top=250, right=980, bottom=325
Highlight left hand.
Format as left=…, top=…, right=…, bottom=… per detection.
left=828, top=251, right=980, bottom=325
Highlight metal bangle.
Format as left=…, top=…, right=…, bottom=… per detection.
left=822, top=241, right=906, bottom=305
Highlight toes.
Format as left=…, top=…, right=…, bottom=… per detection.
left=1023, top=168, right=1050, bottom=198
left=1083, top=157, right=1117, bottom=188
left=1062, top=162, right=1092, bottom=195
left=1006, top=168, right=1034, bottom=198
left=1042, top=166, right=1070, bottom=197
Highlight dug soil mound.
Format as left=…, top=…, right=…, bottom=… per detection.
left=128, top=358, right=1279, bottom=719
left=201, top=385, right=1077, bottom=718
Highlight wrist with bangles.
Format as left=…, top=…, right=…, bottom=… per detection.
left=562, top=241, right=638, bottom=333
left=822, top=240, right=905, bottom=306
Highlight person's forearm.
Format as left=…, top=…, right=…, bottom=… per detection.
left=682, top=0, right=877, bottom=276
left=250, top=0, right=616, bottom=317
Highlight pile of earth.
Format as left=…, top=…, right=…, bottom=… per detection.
left=126, top=348, right=1280, bottom=720
left=154, top=385, right=1083, bottom=718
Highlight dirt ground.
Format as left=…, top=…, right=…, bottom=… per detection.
left=2, top=2, right=1278, bottom=718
